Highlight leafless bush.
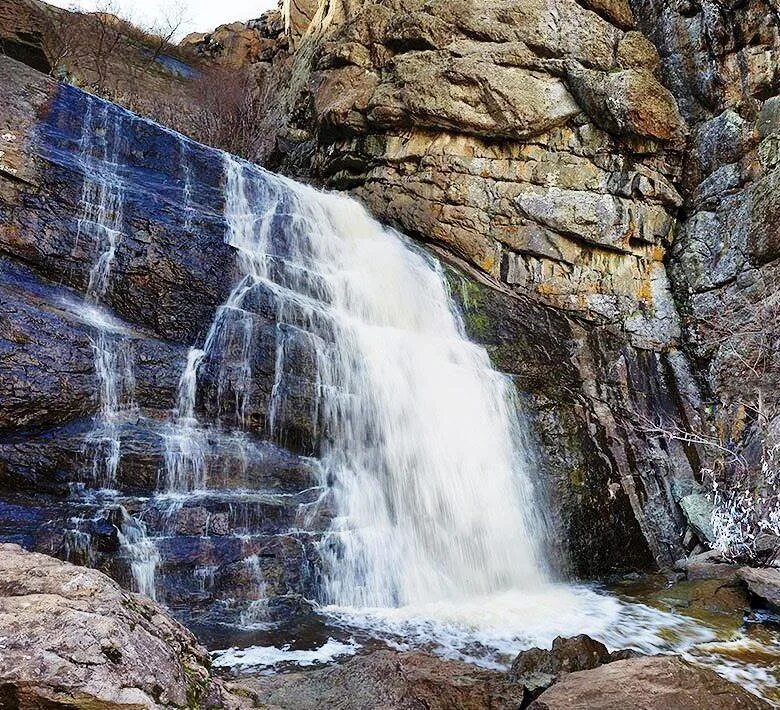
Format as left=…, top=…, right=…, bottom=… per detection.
left=188, top=65, right=265, bottom=158
left=39, top=1, right=187, bottom=96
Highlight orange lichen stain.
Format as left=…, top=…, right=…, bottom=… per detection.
left=636, top=276, right=653, bottom=302
left=651, top=245, right=666, bottom=262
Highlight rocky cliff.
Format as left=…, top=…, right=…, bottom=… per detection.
left=184, top=0, right=780, bottom=571
left=2, top=0, right=778, bottom=589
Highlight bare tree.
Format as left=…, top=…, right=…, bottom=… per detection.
left=638, top=269, right=780, bottom=565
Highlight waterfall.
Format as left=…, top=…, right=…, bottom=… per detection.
left=195, top=156, right=550, bottom=608
left=70, top=95, right=157, bottom=595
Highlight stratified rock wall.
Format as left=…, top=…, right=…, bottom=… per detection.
left=0, top=57, right=323, bottom=624
left=200, top=0, right=723, bottom=573
left=630, top=2, right=780, bottom=473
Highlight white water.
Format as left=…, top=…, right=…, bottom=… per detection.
left=71, top=96, right=158, bottom=596
left=212, top=637, right=360, bottom=671
left=199, top=157, right=549, bottom=608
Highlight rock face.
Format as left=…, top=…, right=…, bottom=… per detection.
left=0, top=56, right=323, bottom=627
left=0, top=543, right=237, bottom=708
left=528, top=656, right=769, bottom=709
left=183, top=0, right=780, bottom=571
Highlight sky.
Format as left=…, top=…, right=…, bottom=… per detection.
left=47, top=0, right=277, bottom=38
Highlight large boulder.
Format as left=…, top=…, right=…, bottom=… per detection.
left=509, top=634, right=635, bottom=696
left=528, top=656, right=769, bottom=709
left=737, top=567, right=780, bottom=610
left=0, top=543, right=240, bottom=708
left=234, top=649, right=528, bottom=710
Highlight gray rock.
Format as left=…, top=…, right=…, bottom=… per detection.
left=0, top=543, right=241, bottom=708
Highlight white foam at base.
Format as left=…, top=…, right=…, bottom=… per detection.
left=322, top=585, right=714, bottom=669
left=211, top=637, right=360, bottom=670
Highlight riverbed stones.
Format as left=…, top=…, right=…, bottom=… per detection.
left=528, top=656, right=770, bottom=709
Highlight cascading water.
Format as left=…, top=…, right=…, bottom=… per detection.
left=206, top=158, right=715, bottom=671
left=68, top=95, right=158, bottom=596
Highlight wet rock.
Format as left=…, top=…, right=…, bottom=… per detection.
left=528, top=656, right=769, bottom=709
left=509, top=635, right=630, bottom=697
left=677, top=550, right=741, bottom=582
left=0, top=543, right=240, bottom=708
left=737, top=567, right=780, bottom=610
left=234, top=649, right=528, bottom=710
left=679, top=493, right=715, bottom=545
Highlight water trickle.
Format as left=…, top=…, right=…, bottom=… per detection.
left=116, top=510, right=160, bottom=600
left=73, top=96, right=137, bottom=491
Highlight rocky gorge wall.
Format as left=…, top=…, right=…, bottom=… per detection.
left=0, top=57, right=326, bottom=629
left=3, top=0, right=779, bottom=594
left=183, top=0, right=780, bottom=572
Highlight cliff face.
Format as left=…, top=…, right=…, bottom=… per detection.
left=2, top=0, right=778, bottom=584
left=0, top=58, right=323, bottom=624
left=186, top=0, right=780, bottom=571
left=189, top=0, right=709, bottom=573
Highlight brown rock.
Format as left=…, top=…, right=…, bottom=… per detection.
left=529, top=656, right=770, bottom=709
left=233, top=649, right=528, bottom=710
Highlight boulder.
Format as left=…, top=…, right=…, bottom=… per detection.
left=234, top=649, right=528, bottom=709
left=528, top=656, right=770, bottom=709
left=509, top=635, right=638, bottom=697
left=737, top=567, right=780, bottom=610
left=0, top=543, right=240, bottom=708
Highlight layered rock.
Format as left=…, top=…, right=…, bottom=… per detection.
left=183, top=0, right=780, bottom=572
left=179, top=0, right=723, bottom=573
left=630, top=2, right=780, bottom=501
left=0, top=57, right=324, bottom=626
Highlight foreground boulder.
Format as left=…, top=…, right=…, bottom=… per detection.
left=0, top=544, right=239, bottom=708
left=509, top=634, right=636, bottom=696
left=233, top=649, right=528, bottom=709
left=529, top=656, right=769, bottom=709
left=737, top=567, right=780, bottom=610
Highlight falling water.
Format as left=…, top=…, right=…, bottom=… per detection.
left=71, top=96, right=157, bottom=595
left=202, top=157, right=549, bottom=609
left=116, top=509, right=160, bottom=600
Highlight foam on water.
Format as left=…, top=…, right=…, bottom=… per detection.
left=212, top=637, right=360, bottom=671
left=322, top=586, right=714, bottom=669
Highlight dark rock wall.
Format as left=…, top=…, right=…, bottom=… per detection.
left=0, top=58, right=323, bottom=625
left=630, top=2, right=780, bottom=473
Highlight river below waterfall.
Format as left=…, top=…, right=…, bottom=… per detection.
left=202, top=577, right=780, bottom=704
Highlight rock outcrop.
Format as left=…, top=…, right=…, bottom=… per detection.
left=183, top=0, right=780, bottom=572
left=0, top=543, right=238, bottom=708
left=509, top=634, right=637, bottom=697
left=528, top=656, right=769, bottom=709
